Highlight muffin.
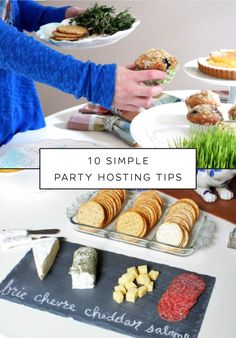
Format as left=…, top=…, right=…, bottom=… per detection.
left=134, top=49, right=178, bottom=85
left=185, top=90, right=221, bottom=111
left=187, top=104, right=223, bottom=126
left=228, top=104, right=236, bottom=121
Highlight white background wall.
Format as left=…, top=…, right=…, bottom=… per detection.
left=35, top=0, right=236, bottom=115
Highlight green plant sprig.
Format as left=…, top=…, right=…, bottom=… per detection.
left=70, top=3, right=135, bottom=35
left=171, top=127, right=236, bottom=168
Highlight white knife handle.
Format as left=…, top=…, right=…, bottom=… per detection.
left=0, top=236, right=32, bottom=250
left=0, top=229, right=28, bottom=241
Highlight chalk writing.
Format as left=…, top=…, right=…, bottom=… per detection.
left=145, top=325, right=190, bottom=338
left=85, top=306, right=143, bottom=331
left=0, top=279, right=27, bottom=300
left=34, top=292, right=77, bottom=312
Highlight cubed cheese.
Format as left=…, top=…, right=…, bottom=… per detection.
left=137, top=285, right=147, bottom=298
left=119, top=272, right=135, bottom=285
left=137, top=274, right=150, bottom=285
left=113, top=291, right=124, bottom=304
left=137, top=265, right=148, bottom=275
left=127, top=266, right=138, bottom=279
left=125, top=282, right=137, bottom=290
left=148, top=270, right=160, bottom=281
left=114, top=285, right=126, bottom=295
left=146, top=281, right=154, bottom=292
left=126, top=288, right=138, bottom=303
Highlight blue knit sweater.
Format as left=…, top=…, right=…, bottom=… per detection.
left=0, top=0, right=116, bottom=145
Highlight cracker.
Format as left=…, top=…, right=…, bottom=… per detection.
left=76, top=200, right=105, bottom=228
left=116, top=211, right=145, bottom=237
left=139, top=219, right=148, bottom=238
left=118, top=189, right=127, bottom=202
left=102, top=191, right=121, bottom=213
left=135, top=199, right=161, bottom=223
left=156, top=222, right=183, bottom=247
left=178, top=198, right=200, bottom=219
left=52, top=36, right=81, bottom=41
left=129, top=207, right=150, bottom=230
left=52, top=31, right=83, bottom=38
left=138, top=190, right=163, bottom=207
left=180, top=227, right=190, bottom=248
left=135, top=203, right=158, bottom=228
left=93, top=196, right=114, bottom=225
left=56, top=25, right=89, bottom=35
left=164, top=215, right=189, bottom=232
left=168, top=202, right=196, bottom=223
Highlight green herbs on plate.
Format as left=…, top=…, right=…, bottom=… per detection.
left=70, top=3, right=136, bottom=35
left=171, top=127, right=236, bottom=168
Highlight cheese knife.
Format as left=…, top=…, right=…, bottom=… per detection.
left=0, top=228, right=60, bottom=240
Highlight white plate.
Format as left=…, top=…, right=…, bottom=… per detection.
left=130, top=102, right=231, bottom=148
left=36, top=18, right=140, bottom=50
left=184, top=59, right=236, bottom=86
left=0, top=139, right=100, bottom=168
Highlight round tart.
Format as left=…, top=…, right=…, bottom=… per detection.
left=187, top=104, right=223, bottom=125
left=198, top=50, right=236, bottom=80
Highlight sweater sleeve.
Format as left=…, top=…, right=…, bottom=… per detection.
left=18, top=0, right=69, bottom=32
left=0, top=20, right=116, bottom=109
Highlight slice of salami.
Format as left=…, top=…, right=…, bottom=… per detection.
left=171, top=272, right=206, bottom=293
left=157, top=272, right=206, bottom=322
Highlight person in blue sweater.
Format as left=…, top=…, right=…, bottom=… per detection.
left=0, top=0, right=165, bottom=145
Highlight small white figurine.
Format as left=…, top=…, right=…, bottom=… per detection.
left=196, top=169, right=236, bottom=203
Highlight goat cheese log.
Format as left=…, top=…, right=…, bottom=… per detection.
left=69, top=247, right=97, bottom=289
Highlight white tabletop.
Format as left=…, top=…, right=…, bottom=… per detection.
left=0, top=170, right=235, bottom=338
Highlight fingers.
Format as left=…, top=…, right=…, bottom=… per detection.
left=65, top=7, right=85, bottom=18
left=132, top=69, right=166, bottom=83
left=126, top=64, right=136, bottom=70
left=130, top=97, right=153, bottom=109
left=134, top=84, right=162, bottom=97
left=113, top=66, right=165, bottom=113
left=113, top=94, right=154, bottom=111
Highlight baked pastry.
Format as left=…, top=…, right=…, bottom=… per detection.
left=51, top=25, right=89, bottom=41
left=134, top=49, right=178, bottom=85
left=187, top=104, right=223, bottom=125
left=198, top=50, right=236, bottom=80
left=228, top=104, right=236, bottom=120
left=185, top=90, right=221, bottom=110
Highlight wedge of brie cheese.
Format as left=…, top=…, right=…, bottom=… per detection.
left=32, top=237, right=60, bottom=280
left=69, top=247, right=97, bottom=289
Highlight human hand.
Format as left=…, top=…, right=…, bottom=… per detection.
left=113, top=66, right=166, bottom=112
left=65, top=7, right=85, bottom=18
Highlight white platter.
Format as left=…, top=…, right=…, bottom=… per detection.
left=36, top=18, right=140, bottom=50
left=130, top=102, right=231, bottom=148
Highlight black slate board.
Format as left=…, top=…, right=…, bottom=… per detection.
left=0, top=241, right=215, bottom=338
